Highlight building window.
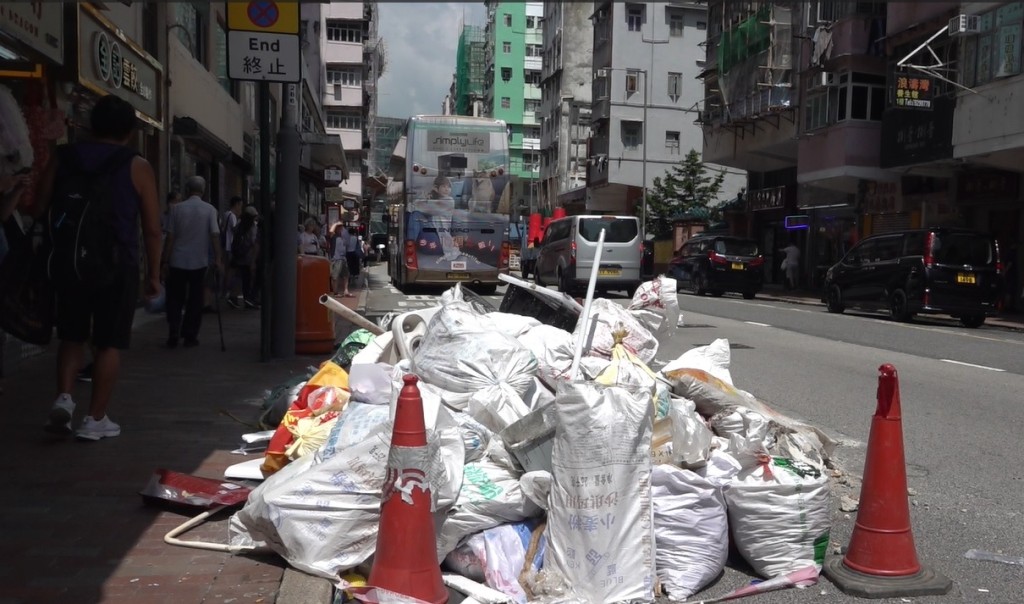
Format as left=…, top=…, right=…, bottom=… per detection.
left=326, top=20, right=362, bottom=42
left=526, top=16, right=537, bottom=29
left=525, top=99, right=541, bottom=112
left=697, top=20, right=707, bottom=30
left=526, top=44, right=543, bottom=57
left=326, top=111, right=361, bottom=130
left=668, top=10, right=684, bottom=37
left=627, top=4, right=644, bottom=32
left=625, top=70, right=639, bottom=94
left=621, top=120, right=642, bottom=149
left=175, top=3, right=207, bottom=65
left=960, top=7, right=1022, bottom=88
left=525, top=70, right=541, bottom=85
left=665, top=131, right=680, bottom=153
left=524, top=126, right=541, bottom=139
left=501, top=97, right=511, bottom=109
left=837, top=72, right=885, bottom=122
left=667, top=72, right=682, bottom=99
left=327, top=67, right=361, bottom=87
left=501, top=67, right=512, bottom=82
left=523, top=151, right=540, bottom=172
left=503, top=41, right=511, bottom=54
left=503, top=13, right=512, bottom=27
left=215, top=19, right=231, bottom=95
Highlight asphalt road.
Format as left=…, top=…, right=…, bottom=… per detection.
left=363, top=268, right=1024, bottom=602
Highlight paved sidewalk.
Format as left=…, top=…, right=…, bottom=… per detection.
left=0, top=290, right=367, bottom=604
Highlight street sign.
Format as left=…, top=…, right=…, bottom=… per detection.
left=227, top=30, right=300, bottom=83
left=324, top=165, right=344, bottom=183
left=227, top=1, right=299, bottom=34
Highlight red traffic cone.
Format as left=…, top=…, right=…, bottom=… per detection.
left=825, top=364, right=952, bottom=598
left=368, top=375, right=448, bottom=604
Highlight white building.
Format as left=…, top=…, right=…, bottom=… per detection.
left=587, top=1, right=745, bottom=215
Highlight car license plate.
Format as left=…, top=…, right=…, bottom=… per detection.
left=731, top=262, right=744, bottom=270
left=957, top=272, right=976, bottom=285
left=446, top=272, right=470, bottom=280
left=598, top=268, right=621, bottom=277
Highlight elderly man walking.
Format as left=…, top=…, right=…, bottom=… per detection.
left=163, top=176, right=222, bottom=348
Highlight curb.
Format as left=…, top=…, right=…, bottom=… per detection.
left=276, top=568, right=334, bottom=604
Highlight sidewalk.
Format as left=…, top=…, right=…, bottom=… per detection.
left=0, top=291, right=366, bottom=604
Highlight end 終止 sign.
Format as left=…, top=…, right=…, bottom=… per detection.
left=226, top=1, right=300, bottom=83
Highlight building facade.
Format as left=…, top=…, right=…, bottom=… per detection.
left=587, top=1, right=745, bottom=220
left=455, top=24, right=487, bottom=118
left=539, top=2, right=593, bottom=212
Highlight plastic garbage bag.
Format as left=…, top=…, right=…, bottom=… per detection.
left=516, top=324, right=575, bottom=390
left=573, top=298, right=658, bottom=364
left=486, top=311, right=542, bottom=338
left=594, top=328, right=659, bottom=398
left=348, top=362, right=394, bottom=405
left=661, top=338, right=735, bottom=386
left=321, top=402, right=391, bottom=459
left=668, top=396, right=714, bottom=468
left=652, top=464, right=728, bottom=600
left=628, top=276, right=680, bottom=337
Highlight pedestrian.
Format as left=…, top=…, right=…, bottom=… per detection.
left=33, top=94, right=162, bottom=440
left=230, top=205, right=260, bottom=308
left=780, top=239, right=801, bottom=290
left=298, top=218, right=320, bottom=255
left=346, top=223, right=362, bottom=285
left=163, top=175, right=223, bottom=348
left=329, top=222, right=353, bottom=297
left=222, top=196, right=243, bottom=308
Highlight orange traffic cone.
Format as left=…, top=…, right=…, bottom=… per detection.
left=825, top=364, right=952, bottom=598
left=368, top=375, right=448, bottom=604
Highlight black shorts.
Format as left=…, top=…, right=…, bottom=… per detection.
left=55, top=267, right=139, bottom=350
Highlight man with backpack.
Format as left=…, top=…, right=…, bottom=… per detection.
left=32, top=95, right=163, bottom=440
left=221, top=196, right=242, bottom=308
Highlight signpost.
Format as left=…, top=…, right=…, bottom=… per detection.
left=227, top=0, right=301, bottom=83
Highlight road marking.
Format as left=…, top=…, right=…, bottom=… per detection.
left=744, top=321, right=771, bottom=327
left=940, top=359, right=1006, bottom=372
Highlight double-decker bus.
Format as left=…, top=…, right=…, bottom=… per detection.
left=387, top=116, right=511, bottom=293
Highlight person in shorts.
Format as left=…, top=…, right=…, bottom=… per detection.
left=34, top=95, right=163, bottom=440
left=330, top=222, right=352, bottom=297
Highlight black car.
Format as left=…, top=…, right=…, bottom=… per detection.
left=822, top=228, right=1002, bottom=328
left=670, top=235, right=765, bottom=299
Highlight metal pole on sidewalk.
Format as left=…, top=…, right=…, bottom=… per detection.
left=272, top=83, right=300, bottom=359
left=258, top=82, right=272, bottom=362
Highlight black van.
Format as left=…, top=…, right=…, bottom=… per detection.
left=670, top=235, right=765, bottom=299
left=822, top=228, right=1002, bottom=328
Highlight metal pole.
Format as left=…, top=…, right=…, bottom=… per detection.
left=272, top=83, right=300, bottom=359
left=641, top=69, right=648, bottom=239
left=258, top=82, right=272, bottom=362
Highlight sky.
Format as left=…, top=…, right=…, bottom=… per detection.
left=377, top=2, right=487, bottom=119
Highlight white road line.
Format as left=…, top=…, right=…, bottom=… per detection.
left=940, top=359, right=1006, bottom=372
left=744, top=321, right=771, bottom=327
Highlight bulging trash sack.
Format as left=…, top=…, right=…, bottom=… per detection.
left=516, top=324, right=574, bottom=390
left=628, top=276, right=680, bottom=337
left=724, top=457, right=831, bottom=579
left=544, top=382, right=656, bottom=604
left=668, top=396, right=714, bottom=468
left=573, top=298, right=659, bottom=365
left=485, top=311, right=542, bottom=338
left=662, top=338, right=735, bottom=386
left=652, top=464, right=728, bottom=601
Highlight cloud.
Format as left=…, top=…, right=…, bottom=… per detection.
left=377, top=2, right=486, bottom=119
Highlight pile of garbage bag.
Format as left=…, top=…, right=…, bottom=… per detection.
left=228, top=276, right=837, bottom=603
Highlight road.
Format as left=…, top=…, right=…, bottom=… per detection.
left=361, top=266, right=1024, bottom=602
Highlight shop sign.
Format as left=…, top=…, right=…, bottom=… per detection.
left=880, top=96, right=954, bottom=169
left=863, top=181, right=901, bottom=214
left=995, top=23, right=1022, bottom=78
left=893, top=75, right=933, bottom=109
left=78, top=6, right=162, bottom=127
left=325, top=187, right=347, bottom=203
left=0, top=3, right=63, bottom=65
left=747, top=185, right=787, bottom=211
left=324, top=165, right=343, bottom=184
left=956, top=169, right=1021, bottom=202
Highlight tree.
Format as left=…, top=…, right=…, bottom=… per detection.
left=641, top=149, right=725, bottom=239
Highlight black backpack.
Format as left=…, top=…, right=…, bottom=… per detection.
left=46, top=145, right=137, bottom=287
left=231, top=222, right=255, bottom=266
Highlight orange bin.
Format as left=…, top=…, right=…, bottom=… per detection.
left=295, top=255, right=335, bottom=355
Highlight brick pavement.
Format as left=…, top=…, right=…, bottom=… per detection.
left=0, top=290, right=366, bottom=604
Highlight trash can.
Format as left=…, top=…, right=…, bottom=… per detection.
left=295, top=255, right=335, bottom=355
left=498, top=282, right=579, bottom=332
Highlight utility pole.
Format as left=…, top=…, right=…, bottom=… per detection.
left=258, top=82, right=272, bottom=362
left=272, top=83, right=300, bottom=359
left=642, top=31, right=669, bottom=239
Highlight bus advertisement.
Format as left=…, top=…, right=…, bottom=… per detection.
left=388, top=116, right=511, bottom=292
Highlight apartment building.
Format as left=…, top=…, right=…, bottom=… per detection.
left=538, top=2, right=593, bottom=212
left=483, top=1, right=544, bottom=212
left=321, top=1, right=382, bottom=209
left=455, top=24, right=487, bottom=118
left=587, top=1, right=745, bottom=219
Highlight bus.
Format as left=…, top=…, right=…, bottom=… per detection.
left=387, top=115, right=512, bottom=293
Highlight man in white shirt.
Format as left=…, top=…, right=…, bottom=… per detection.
left=163, top=176, right=222, bottom=348
left=221, top=196, right=242, bottom=307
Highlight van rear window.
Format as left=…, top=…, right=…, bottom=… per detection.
left=715, top=239, right=759, bottom=256
left=579, top=218, right=639, bottom=243
left=931, top=233, right=994, bottom=266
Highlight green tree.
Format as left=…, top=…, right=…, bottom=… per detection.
left=641, top=149, right=725, bottom=239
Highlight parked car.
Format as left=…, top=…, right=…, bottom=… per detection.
left=670, top=235, right=764, bottom=298
left=821, top=228, right=1002, bottom=328
left=534, top=215, right=643, bottom=296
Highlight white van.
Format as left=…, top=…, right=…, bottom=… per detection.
left=534, top=215, right=643, bottom=296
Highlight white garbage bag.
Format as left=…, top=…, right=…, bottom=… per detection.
left=348, top=363, right=395, bottom=405
left=661, top=338, right=735, bottom=386
left=516, top=325, right=575, bottom=389
left=544, top=383, right=656, bottom=603
left=668, top=396, right=714, bottom=468
left=652, top=465, right=728, bottom=600
left=724, top=457, right=831, bottom=579
left=709, top=406, right=773, bottom=468
left=486, top=311, right=542, bottom=338
left=444, top=522, right=547, bottom=604
left=628, top=276, right=681, bottom=337
left=573, top=298, right=658, bottom=364
left=321, top=402, right=391, bottom=459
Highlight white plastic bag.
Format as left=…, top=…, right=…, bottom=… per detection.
left=628, top=276, right=680, bottom=337
left=668, top=396, right=714, bottom=468
left=322, top=402, right=392, bottom=459
left=349, top=363, right=394, bottom=405
left=652, top=465, right=728, bottom=600
left=661, top=338, right=734, bottom=386
left=724, top=457, right=831, bottom=578
left=544, top=383, right=656, bottom=603
left=573, top=298, right=659, bottom=364
left=709, top=406, right=773, bottom=468
left=516, top=325, right=575, bottom=389
left=486, top=311, right=542, bottom=338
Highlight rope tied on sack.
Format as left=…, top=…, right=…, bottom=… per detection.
left=756, top=452, right=775, bottom=481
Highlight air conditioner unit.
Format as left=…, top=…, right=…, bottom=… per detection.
left=596, top=68, right=609, bottom=78
left=948, top=14, right=981, bottom=36
left=817, top=71, right=837, bottom=88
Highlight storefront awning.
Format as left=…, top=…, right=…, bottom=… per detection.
left=301, top=131, right=348, bottom=179
left=173, top=116, right=231, bottom=159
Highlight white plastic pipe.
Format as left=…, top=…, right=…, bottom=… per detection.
left=569, top=228, right=606, bottom=381
left=163, top=507, right=257, bottom=553
left=319, top=294, right=385, bottom=336
left=442, top=573, right=515, bottom=604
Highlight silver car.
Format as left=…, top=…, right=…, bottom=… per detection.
left=534, top=215, right=643, bottom=296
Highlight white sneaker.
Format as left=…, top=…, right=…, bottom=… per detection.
left=76, top=415, right=121, bottom=441
left=45, top=394, right=75, bottom=435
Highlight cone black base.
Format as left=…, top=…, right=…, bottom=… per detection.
left=825, top=557, right=953, bottom=599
